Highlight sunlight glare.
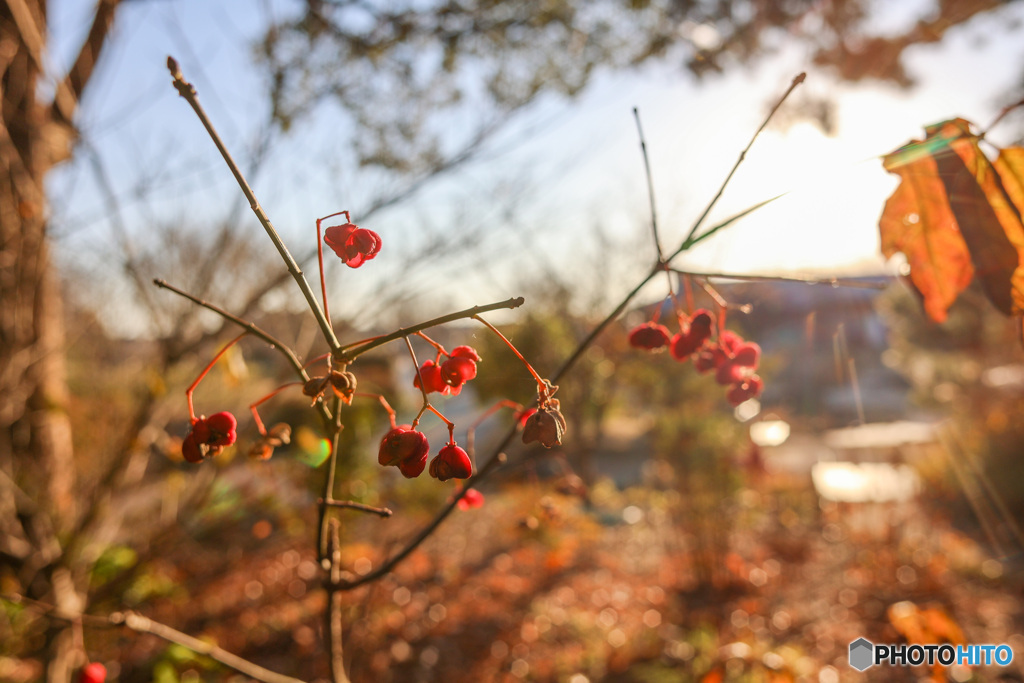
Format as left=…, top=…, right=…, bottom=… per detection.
left=693, top=122, right=896, bottom=275
left=750, top=419, right=791, bottom=447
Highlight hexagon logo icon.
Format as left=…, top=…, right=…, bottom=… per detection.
left=849, top=638, right=874, bottom=671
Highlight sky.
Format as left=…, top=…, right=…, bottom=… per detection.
left=45, top=1, right=1024, bottom=335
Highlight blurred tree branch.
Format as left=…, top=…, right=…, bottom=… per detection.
left=260, top=0, right=1017, bottom=175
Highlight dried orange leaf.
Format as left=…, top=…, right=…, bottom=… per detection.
left=936, top=119, right=1024, bottom=316
left=880, top=124, right=973, bottom=322
left=993, top=147, right=1024, bottom=313
left=880, top=118, right=1024, bottom=321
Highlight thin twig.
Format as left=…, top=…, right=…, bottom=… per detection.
left=682, top=72, right=805, bottom=246
left=667, top=269, right=889, bottom=289
left=317, top=398, right=345, bottom=561
left=153, top=278, right=334, bottom=429
left=674, top=194, right=786, bottom=258
left=1, top=594, right=307, bottom=683
left=326, top=521, right=350, bottom=683
left=153, top=279, right=308, bottom=380
left=166, top=56, right=340, bottom=351
left=336, top=297, right=525, bottom=361
left=633, top=107, right=663, bottom=261
left=319, top=499, right=393, bottom=517
left=981, top=97, right=1024, bottom=137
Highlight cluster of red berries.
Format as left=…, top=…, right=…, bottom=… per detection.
left=629, top=308, right=764, bottom=406
left=180, top=212, right=383, bottom=465
left=324, top=221, right=382, bottom=268
left=414, top=345, right=481, bottom=396
left=182, top=411, right=237, bottom=463
left=377, top=426, right=473, bottom=481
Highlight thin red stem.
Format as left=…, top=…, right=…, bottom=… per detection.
left=472, top=315, right=546, bottom=392
left=316, top=218, right=329, bottom=340
left=415, top=331, right=447, bottom=357
left=405, top=337, right=455, bottom=433
left=466, top=399, right=523, bottom=464
left=249, top=381, right=303, bottom=436
left=185, top=332, right=247, bottom=421
left=303, top=352, right=331, bottom=371
left=425, top=405, right=455, bottom=433
left=315, top=210, right=350, bottom=345
left=353, top=392, right=398, bottom=428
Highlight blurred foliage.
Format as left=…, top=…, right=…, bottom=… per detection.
left=877, top=279, right=1024, bottom=533
left=261, top=0, right=1015, bottom=173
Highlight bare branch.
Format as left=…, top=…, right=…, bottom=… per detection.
left=1, top=594, right=308, bottom=683
left=632, top=107, right=663, bottom=261
left=681, top=72, right=805, bottom=246
left=153, top=279, right=310, bottom=381
left=337, top=296, right=526, bottom=361
left=668, top=269, right=889, bottom=289
left=325, top=522, right=350, bottom=683
left=166, top=56, right=340, bottom=352
left=319, top=499, right=393, bottom=517
left=56, top=0, right=121, bottom=110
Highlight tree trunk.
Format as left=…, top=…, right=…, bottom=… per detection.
left=0, top=0, right=76, bottom=535
left=1, top=2, right=119, bottom=679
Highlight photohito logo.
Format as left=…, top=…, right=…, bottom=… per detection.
left=849, top=638, right=1013, bottom=671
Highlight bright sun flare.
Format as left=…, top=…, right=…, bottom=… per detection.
left=687, top=122, right=899, bottom=276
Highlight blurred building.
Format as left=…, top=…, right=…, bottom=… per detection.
left=714, top=277, right=912, bottom=427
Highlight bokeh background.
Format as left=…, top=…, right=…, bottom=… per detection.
left=3, top=1, right=1024, bottom=681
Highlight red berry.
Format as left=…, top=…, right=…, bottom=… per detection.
left=450, top=345, right=482, bottom=362
left=204, top=412, right=237, bottom=446
left=670, top=329, right=702, bottom=360
left=688, top=309, right=714, bottom=346
left=440, top=355, right=477, bottom=395
left=628, top=322, right=671, bottom=350
left=429, top=443, right=473, bottom=481
left=182, top=411, right=237, bottom=463
left=515, top=407, right=537, bottom=427
left=378, top=426, right=429, bottom=478
left=719, top=330, right=742, bottom=354
left=457, top=488, right=485, bottom=510
left=79, top=663, right=106, bottom=683
left=323, top=223, right=382, bottom=268
left=726, top=376, right=764, bottom=406
left=733, top=342, right=761, bottom=368
left=692, top=348, right=724, bottom=374
left=715, top=359, right=751, bottom=386
left=397, top=452, right=428, bottom=478
left=413, top=360, right=450, bottom=394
